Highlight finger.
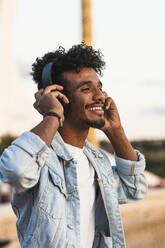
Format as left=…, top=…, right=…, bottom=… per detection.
left=105, top=97, right=113, bottom=110
left=102, top=91, right=109, bottom=108
left=52, top=91, right=69, bottom=104
left=33, top=100, right=39, bottom=109
left=43, top=84, right=64, bottom=94
left=34, top=89, right=44, bottom=100
left=33, top=101, right=44, bottom=115
left=102, top=91, right=108, bottom=98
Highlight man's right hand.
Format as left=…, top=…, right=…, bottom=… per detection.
left=33, top=84, right=69, bottom=117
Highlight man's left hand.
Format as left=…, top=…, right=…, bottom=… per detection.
left=101, top=95, right=122, bottom=133
left=100, top=94, right=138, bottom=161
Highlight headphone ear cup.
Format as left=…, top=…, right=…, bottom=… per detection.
left=42, top=61, right=69, bottom=115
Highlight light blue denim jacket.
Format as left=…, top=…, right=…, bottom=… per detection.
left=0, top=131, right=147, bottom=248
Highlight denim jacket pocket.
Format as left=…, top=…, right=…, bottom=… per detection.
left=48, top=169, right=67, bottom=197
left=38, top=169, right=67, bottom=220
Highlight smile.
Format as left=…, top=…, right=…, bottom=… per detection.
left=87, top=106, right=104, bottom=114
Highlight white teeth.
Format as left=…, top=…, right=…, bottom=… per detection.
left=88, top=107, right=103, bottom=111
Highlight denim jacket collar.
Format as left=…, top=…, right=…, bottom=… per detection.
left=51, top=132, right=103, bottom=161
left=51, top=132, right=73, bottom=161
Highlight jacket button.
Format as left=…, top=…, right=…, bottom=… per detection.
left=54, top=175, right=61, bottom=184
left=67, top=224, right=74, bottom=230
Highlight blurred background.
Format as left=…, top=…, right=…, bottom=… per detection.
left=0, top=0, right=165, bottom=247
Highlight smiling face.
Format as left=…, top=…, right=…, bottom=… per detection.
left=62, top=67, right=106, bottom=130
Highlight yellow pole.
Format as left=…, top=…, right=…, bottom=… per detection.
left=81, top=0, right=92, bottom=46
left=81, top=0, right=99, bottom=147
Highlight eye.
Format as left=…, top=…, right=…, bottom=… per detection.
left=82, top=87, right=90, bottom=91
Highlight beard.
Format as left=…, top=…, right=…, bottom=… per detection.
left=85, top=118, right=105, bottom=129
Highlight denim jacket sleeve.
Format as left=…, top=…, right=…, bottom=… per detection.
left=112, top=150, right=147, bottom=203
left=0, top=132, right=50, bottom=192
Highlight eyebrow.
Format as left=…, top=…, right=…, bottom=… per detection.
left=76, top=80, right=103, bottom=89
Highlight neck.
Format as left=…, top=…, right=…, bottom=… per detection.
left=59, top=122, right=89, bottom=148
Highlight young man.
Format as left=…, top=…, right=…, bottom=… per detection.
left=0, top=44, right=147, bottom=248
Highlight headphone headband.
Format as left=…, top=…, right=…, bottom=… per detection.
left=41, top=61, right=55, bottom=88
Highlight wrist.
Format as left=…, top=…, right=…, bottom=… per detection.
left=43, top=111, right=64, bottom=128
left=48, top=108, right=64, bottom=117
left=104, top=125, right=123, bottom=137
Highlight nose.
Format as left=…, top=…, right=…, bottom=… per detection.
left=92, top=88, right=105, bottom=102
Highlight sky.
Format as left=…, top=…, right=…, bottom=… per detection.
left=12, top=0, right=165, bottom=140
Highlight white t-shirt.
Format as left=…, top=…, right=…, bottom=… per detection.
left=65, top=143, right=96, bottom=248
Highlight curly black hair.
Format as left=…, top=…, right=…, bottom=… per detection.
left=31, top=43, right=105, bottom=90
